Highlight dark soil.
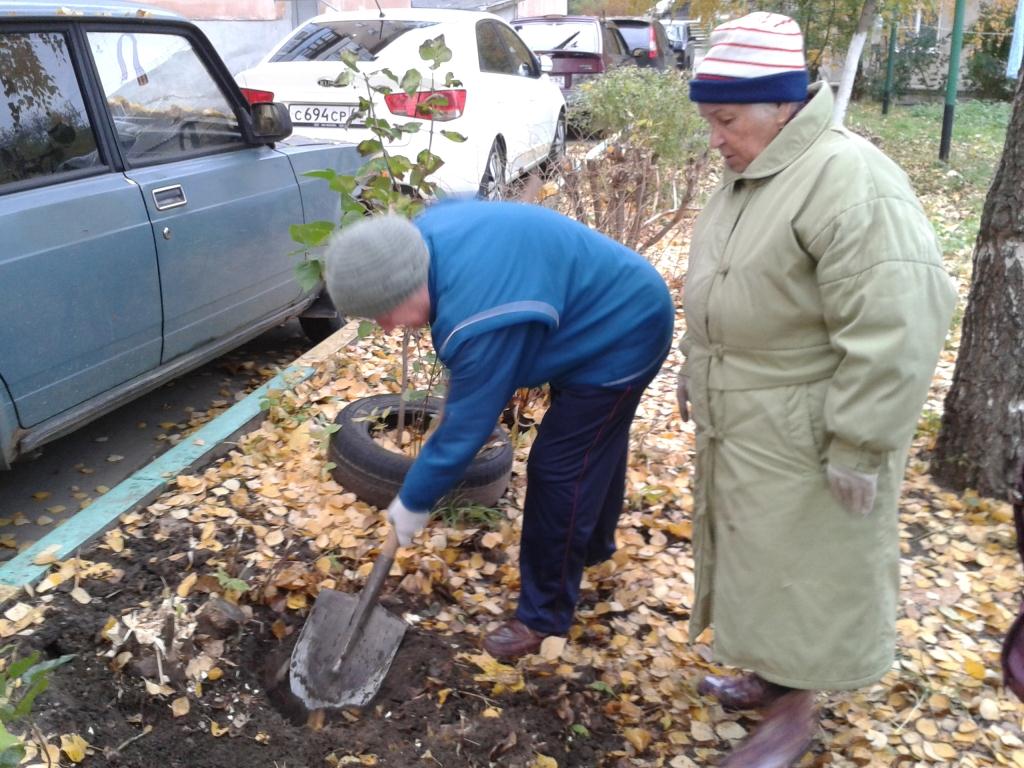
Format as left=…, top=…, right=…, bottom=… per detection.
left=19, top=532, right=621, bottom=768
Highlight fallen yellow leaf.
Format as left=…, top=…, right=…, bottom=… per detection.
left=177, top=572, right=198, bottom=598
left=60, top=733, right=88, bottom=763
left=624, top=727, right=652, bottom=753
left=171, top=697, right=190, bottom=717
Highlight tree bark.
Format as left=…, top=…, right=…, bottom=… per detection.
left=932, top=70, right=1024, bottom=498
left=832, top=0, right=877, bottom=125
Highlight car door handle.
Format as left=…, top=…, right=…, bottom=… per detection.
left=152, top=184, right=187, bottom=211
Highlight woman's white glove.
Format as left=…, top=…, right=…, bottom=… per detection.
left=387, top=496, right=429, bottom=546
left=676, top=372, right=690, bottom=423
left=826, top=464, right=878, bottom=517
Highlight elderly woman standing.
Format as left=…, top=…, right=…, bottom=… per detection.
left=677, top=12, right=957, bottom=767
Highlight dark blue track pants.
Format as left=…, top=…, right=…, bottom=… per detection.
left=515, top=376, right=654, bottom=635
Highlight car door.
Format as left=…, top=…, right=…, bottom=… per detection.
left=495, top=23, right=556, bottom=169
left=84, top=27, right=305, bottom=363
left=0, top=26, right=162, bottom=429
left=474, top=20, right=532, bottom=177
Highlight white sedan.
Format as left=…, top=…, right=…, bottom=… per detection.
left=235, top=9, right=567, bottom=197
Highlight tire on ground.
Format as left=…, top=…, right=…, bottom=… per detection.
left=328, top=393, right=513, bottom=510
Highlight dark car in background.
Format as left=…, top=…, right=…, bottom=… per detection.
left=512, top=15, right=634, bottom=105
left=608, top=17, right=673, bottom=70
left=663, top=19, right=710, bottom=70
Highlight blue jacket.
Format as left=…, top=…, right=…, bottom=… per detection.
left=400, top=199, right=673, bottom=511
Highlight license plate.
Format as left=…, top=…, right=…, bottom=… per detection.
left=288, top=103, right=357, bottom=127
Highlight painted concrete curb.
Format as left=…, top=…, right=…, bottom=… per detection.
left=0, top=324, right=358, bottom=592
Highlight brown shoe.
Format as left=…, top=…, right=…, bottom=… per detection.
left=719, top=689, right=817, bottom=768
left=482, top=620, right=547, bottom=660
left=698, top=672, right=789, bottom=710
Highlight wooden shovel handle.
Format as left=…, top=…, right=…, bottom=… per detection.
left=332, top=529, right=400, bottom=668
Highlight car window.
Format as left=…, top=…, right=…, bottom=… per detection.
left=615, top=24, right=649, bottom=51
left=269, top=19, right=437, bottom=63
left=496, top=25, right=537, bottom=77
left=477, top=20, right=512, bottom=74
left=86, top=31, right=242, bottom=166
left=514, top=21, right=600, bottom=54
left=0, top=31, right=103, bottom=188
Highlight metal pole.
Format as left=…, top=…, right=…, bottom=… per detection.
left=939, top=0, right=967, bottom=161
left=882, top=20, right=898, bottom=115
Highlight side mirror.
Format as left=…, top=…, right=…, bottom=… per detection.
left=631, top=47, right=645, bottom=58
left=539, top=54, right=554, bottom=73
left=250, top=102, right=292, bottom=143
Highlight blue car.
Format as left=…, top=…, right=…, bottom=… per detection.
left=0, top=1, right=360, bottom=469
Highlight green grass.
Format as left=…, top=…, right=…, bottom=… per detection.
left=846, top=99, right=1011, bottom=278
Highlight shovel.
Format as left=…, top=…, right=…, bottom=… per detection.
left=289, top=529, right=407, bottom=709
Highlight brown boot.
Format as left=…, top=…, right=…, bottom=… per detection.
left=719, top=689, right=817, bottom=768
left=482, top=619, right=547, bottom=660
left=698, top=672, right=790, bottom=710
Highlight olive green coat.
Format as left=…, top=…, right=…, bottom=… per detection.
left=681, top=83, right=957, bottom=690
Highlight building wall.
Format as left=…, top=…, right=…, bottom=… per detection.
left=515, top=0, right=567, bottom=17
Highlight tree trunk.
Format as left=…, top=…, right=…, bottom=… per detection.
left=931, top=70, right=1024, bottom=498
left=832, top=0, right=877, bottom=125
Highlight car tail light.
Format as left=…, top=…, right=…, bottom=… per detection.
left=240, top=88, right=275, bottom=104
left=384, top=89, right=466, bottom=121
left=648, top=27, right=658, bottom=59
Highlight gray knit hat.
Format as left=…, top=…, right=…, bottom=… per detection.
left=323, top=214, right=430, bottom=320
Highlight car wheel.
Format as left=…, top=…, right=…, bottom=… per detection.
left=328, top=393, right=513, bottom=510
left=546, top=112, right=567, bottom=168
left=478, top=140, right=506, bottom=200
left=299, top=314, right=343, bottom=344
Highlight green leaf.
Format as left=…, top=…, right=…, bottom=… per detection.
left=21, top=654, right=73, bottom=688
left=357, top=138, right=384, bottom=156
left=340, top=49, right=359, bottom=70
left=304, top=169, right=338, bottom=181
left=215, top=567, right=251, bottom=593
left=329, top=175, right=358, bottom=195
left=588, top=681, right=615, bottom=697
left=415, top=149, right=444, bottom=175
left=290, top=220, right=335, bottom=248
left=570, top=724, right=590, bottom=738
left=357, top=320, right=375, bottom=338
left=295, top=260, right=324, bottom=292
left=419, top=34, right=452, bottom=69
left=340, top=193, right=367, bottom=215
left=0, top=724, right=24, bottom=768
left=332, top=70, right=355, bottom=87
left=341, top=210, right=367, bottom=229
left=400, top=68, right=422, bottom=96
left=380, top=67, right=400, bottom=83
left=358, top=157, right=391, bottom=177
left=440, top=130, right=467, bottom=143
left=444, top=72, right=463, bottom=87
left=387, top=155, right=412, bottom=178
left=396, top=121, right=422, bottom=134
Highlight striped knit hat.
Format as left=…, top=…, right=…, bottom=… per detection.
left=690, top=12, right=809, bottom=104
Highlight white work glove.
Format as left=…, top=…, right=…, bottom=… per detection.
left=387, top=496, right=429, bottom=546
left=676, top=372, right=690, bottom=423
left=826, top=464, right=879, bottom=517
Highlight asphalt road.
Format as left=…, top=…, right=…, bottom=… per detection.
left=0, top=320, right=313, bottom=559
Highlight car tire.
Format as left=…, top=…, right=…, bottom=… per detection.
left=545, top=112, right=567, bottom=168
left=299, top=314, right=344, bottom=344
left=478, top=140, right=506, bottom=199
left=328, top=393, right=514, bottom=510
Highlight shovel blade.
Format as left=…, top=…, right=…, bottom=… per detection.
left=289, top=588, right=407, bottom=710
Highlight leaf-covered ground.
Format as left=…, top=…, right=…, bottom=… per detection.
left=2, top=99, right=1021, bottom=767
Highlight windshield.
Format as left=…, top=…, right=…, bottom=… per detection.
left=513, top=21, right=599, bottom=53
left=269, top=19, right=437, bottom=63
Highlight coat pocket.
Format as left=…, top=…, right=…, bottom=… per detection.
left=783, top=380, right=829, bottom=467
